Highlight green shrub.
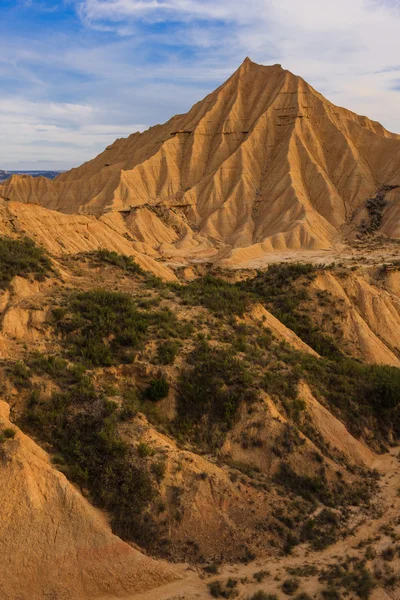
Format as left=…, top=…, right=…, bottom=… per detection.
left=156, top=339, right=181, bottom=365
left=9, top=361, right=32, bottom=388
left=145, top=375, right=170, bottom=401
left=0, top=236, right=52, bottom=289
left=23, top=375, right=155, bottom=543
left=253, top=570, right=270, bottom=582
left=208, top=578, right=238, bottom=598
left=239, top=264, right=342, bottom=358
left=137, top=442, right=155, bottom=458
left=56, top=289, right=189, bottom=367
left=321, top=589, right=341, bottom=600
left=56, top=289, right=149, bottom=366
left=320, top=559, right=376, bottom=599
left=301, top=509, right=340, bottom=550
left=151, top=460, right=166, bottom=481
left=3, top=428, right=16, bottom=439
left=274, top=462, right=329, bottom=504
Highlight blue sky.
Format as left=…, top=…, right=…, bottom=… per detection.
left=2, top=0, right=400, bottom=169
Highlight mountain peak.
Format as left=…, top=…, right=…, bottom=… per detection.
left=1, top=61, right=399, bottom=264
left=239, top=57, right=283, bottom=70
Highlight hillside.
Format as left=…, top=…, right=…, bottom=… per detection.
left=1, top=59, right=400, bottom=271
left=0, top=234, right=398, bottom=599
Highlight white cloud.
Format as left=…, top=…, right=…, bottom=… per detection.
left=78, top=0, right=262, bottom=23
left=0, top=98, right=145, bottom=170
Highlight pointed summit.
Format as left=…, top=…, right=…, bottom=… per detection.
left=1, top=60, right=400, bottom=265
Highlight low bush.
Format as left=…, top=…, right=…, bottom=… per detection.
left=281, top=577, right=300, bottom=594
left=156, top=339, right=181, bottom=365
left=301, top=509, right=340, bottom=550
left=55, top=289, right=191, bottom=367
left=249, top=593, right=278, bottom=600
left=240, top=264, right=342, bottom=358
left=3, top=428, right=16, bottom=439
left=145, top=375, right=170, bottom=401
left=208, top=578, right=238, bottom=598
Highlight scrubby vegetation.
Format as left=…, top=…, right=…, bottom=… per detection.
left=89, top=248, right=146, bottom=275
left=319, top=557, right=376, bottom=599
left=298, top=354, right=400, bottom=444
left=358, top=186, right=398, bottom=237
left=21, top=357, right=158, bottom=543
left=0, top=236, right=53, bottom=288
left=249, top=593, right=278, bottom=600
left=53, top=289, right=192, bottom=367
left=239, top=263, right=342, bottom=358
left=208, top=578, right=238, bottom=598
left=7, top=257, right=400, bottom=565
left=172, top=273, right=252, bottom=316
left=0, top=427, right=16, bottom=443
left=145, top=374, right=170, bottom=401
left=176, top=339, right=259, bottom=448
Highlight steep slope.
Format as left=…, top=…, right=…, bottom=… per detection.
left=1, top=59, right=400, bottom=266
left=0, top=401, right=177, bottom=600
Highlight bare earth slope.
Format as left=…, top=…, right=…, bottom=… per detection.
left=1, top=59, right=400, bottom=267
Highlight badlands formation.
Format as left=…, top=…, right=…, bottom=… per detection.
left=1, top=58, right=400, bottom=269
left=0, top=60, right=399, bottom=600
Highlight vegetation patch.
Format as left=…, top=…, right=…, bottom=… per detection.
left=172, top=274, right=252, bottom=317
left=208, top=578, right=238, bottom=598
left=22, top=359, right=157, bottom=544
left=89, top=248, right=146, bottom=275
left=319, top=558, right=376, bottom=599
left=0, top=236, right=53, bottom=288
left=239, top=263, right=342, bottom=358
left=54, top=289, right=191, bottom=367
left=301, top=509, right=341, bottom=550
left=175, top=339, right=259, bottom=448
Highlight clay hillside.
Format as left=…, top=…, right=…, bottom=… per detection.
left=1, top=58, right=399, bottom=270
left=0, top=60, right=400, bottom=600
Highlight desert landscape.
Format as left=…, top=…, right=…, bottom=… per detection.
left=0, top=58, right=399, bottom=600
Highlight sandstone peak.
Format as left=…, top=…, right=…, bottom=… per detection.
left=1, top=60, right=399, bottom=268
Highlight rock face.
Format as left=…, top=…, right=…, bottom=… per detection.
left=0, top=401, right=178, bottom=600
left=1, top=58, right=400, bottom=265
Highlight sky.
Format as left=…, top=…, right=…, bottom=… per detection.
left=2, top=0, right=400, bottom=170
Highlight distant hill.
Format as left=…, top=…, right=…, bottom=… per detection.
left=0, top=170, right=62, bottom=182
